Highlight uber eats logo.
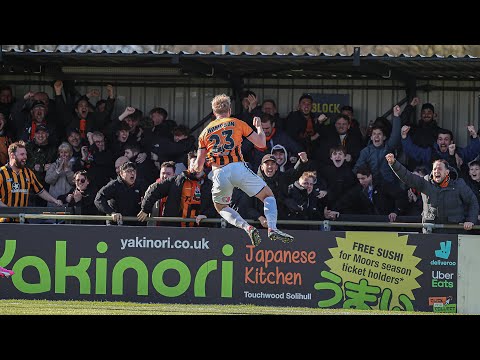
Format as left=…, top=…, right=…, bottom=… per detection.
left=0, top=240, right=233, bottom=298
left=431, top=270, right=454, bottom=288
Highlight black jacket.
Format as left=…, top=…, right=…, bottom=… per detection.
left=315, top=125, right=363, bottom=167
left=55, top=94, right=114, bottom=135
left=94, top=176, right=147, bottom=225
left=58, top=184, right=101, bottom=223
left=333, top=180, right=409, bottom=217
left=151, top=135, right=197, bottom=166
left=284, top=110, right=320, bottom=150
left=249, top=159, right=309, bottom=220
left=285, top=181, right=324, bottom=221
left=320, top=162, right=358, bottom=208
left=234, top=106, right=263, bottom=130
left=141, top=171, right=217, bottom=227
left=85, top=147, right=116, bottom=190
left=401, top=104, right=441, bottom=149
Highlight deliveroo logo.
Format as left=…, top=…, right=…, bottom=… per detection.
left=435, top=241, right=451, bottom=260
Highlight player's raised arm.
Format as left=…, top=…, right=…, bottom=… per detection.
left=193, top=148, right=207, bottom=173
left=246, top=116, right=266, bottom=148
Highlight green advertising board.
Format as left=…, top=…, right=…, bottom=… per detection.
left=0, top=225, right=457, bottom=312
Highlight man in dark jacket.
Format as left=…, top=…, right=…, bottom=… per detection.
left=314, top=113, right=364, bottom=167
left=386, top=153, right=478, bottom=233
left=94, top=161, right=147, bottom=226
left=84, top=131, right=116, bottom=190
left=142, top=107, right=178, bottom=156
left=401, top=99, right=441, bottom=149
left=319, top=145, right=358, bottom=208
left=10, top=90, right=59, bottom=144
left=261, top=99, right=285, bottom=129
left=400, top=99, right=442, bottom=170
left=54, top=80, right=114, bottom=141
left=18, top=100, right=58, bottom=145
left=137, top=151, right=218, bottom=227
left=150, top=125, right=197, bottom=173
left=284, top=93, right=320, bottom=154
left=124, top=143, right=157, bottom=186
left=0, top=85, right=14, bottom=119
left=25, top=124, right=58, bottom=206
left=326, top=165, right=409, bottom=223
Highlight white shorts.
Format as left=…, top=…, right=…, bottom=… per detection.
left=211, top=162, right=266, bottom=204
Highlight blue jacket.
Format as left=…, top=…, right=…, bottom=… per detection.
left=402, top=135, right=480, bottom=169
left=353, top=115, right=401, bottom=183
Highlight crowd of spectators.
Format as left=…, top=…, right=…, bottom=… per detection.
left=1, top=83, right=479, bottom=233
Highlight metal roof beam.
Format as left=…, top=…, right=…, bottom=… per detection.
left=178, top=59, right=230, bottom=79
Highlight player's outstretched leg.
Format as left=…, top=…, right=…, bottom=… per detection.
left=268, top=228, right=294, bottom=243
left=263, top=196, right=294, bottom=243
left=219, top=206, right=262, bottom=246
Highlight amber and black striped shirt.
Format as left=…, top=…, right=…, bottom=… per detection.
left=198, top=117, right=253, bottom=167
left=0, top=164, right=44, bottom=222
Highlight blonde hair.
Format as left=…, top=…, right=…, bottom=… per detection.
left=8, top=141, right=26, bottom=156
left=300, top=171, right=317, bottom=182
left=91, top=131, right=104, bottom=140
left=58, top=141, right=73, bottom=156
left=211, top=94, right=231, bottom=116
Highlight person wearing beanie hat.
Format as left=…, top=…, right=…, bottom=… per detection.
left=14, top=96, right=59, bottom=146
left=35, top=124, right=49, bottom=133
left=25, top=121, right=58, bottom=207
left=30, top=100, right=46, bottom=110
left=298, top=93, right=313, bottom=103
left=421, top=103, right=435, bottom=113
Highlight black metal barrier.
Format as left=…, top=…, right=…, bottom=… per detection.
left=329, top=215, right=423, bottom=232
left=1, top=206, right=77, bottom=224
left=1, top=211, right=474, bottom=234
left=0, top=224, right=459, bottom=313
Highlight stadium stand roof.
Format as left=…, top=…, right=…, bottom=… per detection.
left=2, top=46, right=480, bottom=81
